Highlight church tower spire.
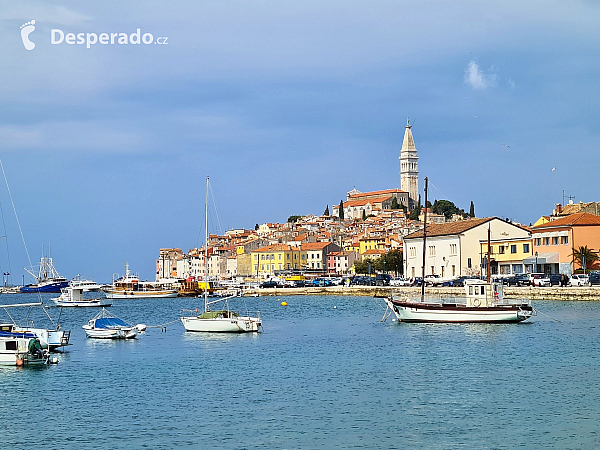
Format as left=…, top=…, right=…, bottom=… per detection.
left=400, top=118, right=419, bottom=210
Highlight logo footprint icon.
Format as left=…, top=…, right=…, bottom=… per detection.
left=20, top=20, right=36, bottom=50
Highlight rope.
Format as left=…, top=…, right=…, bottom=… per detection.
left=146, top=318, right=181, bottom=331
left=533, top=307, right=562, bottom=323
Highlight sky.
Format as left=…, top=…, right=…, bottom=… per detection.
left=0, top=0, right=599, bottom=282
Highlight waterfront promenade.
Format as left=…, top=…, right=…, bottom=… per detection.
left=252, top=285, right=600, bottom=300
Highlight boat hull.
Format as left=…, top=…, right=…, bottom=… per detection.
left=181, top=316, right=261, bottom=333
left=0, top=337, right=49, bottom=366
left=52, top=299, right=112, bottom=307
left=20, top=281, right=69, bottom=293
left=388, top=299, right=533, bottom=323
left=82, top=326, right=137, bottom=339
left=104, top=290, right=178, bottom=299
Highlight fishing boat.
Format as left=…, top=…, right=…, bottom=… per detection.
left=0, top=335, right=49, bottom=366
left=0, top=302, right=71, bottom=350
left=382, top=177, right=533, bottom=324
left=103, top=263, right=178, bottom=299
left=69, top=274, right=105, bottom=292
left=82, top=308, right=145, bottom=339
left=20, top=256, right=69, bottom=293
left=180, top=177, right=262, bottom=333
left=52, top=285, right=112, bottom=307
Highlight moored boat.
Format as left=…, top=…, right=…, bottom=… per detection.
left=20, top=256, right=69, bottom=293
left=103, top=263, right=178, bottom=299
left=82, top=308, right=145, bottom=339
left=0, top=335, right=49, bottom=366
left=52, top=286, right=112, bottom=307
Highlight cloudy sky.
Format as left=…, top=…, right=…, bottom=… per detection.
left=0, top=0, right=599, bottom=281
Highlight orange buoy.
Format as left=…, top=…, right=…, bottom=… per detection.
left=16, top=358, right=24, bottom=366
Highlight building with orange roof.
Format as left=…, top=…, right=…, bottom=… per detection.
left=531, top=212, right=600, bottom=274
left=301, top=241, right=341, bottom=272
left=251, top=243, right=305, bottom=277
left=403, top=217, right=530, bottom=279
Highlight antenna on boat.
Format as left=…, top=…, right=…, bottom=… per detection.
left=487, top=224, right=491, bottom=283
left=421, top=177, right=428, bottom=303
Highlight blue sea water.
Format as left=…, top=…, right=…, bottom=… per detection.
left=1, top=293, right=599, bottom=449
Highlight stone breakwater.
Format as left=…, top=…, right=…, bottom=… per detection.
left=251, top=285, right=600, bottom=301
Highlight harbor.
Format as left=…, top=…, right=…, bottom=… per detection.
left=1, top=292, right=599, bottom=449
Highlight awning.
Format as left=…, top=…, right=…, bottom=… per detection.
left=523, top=252, right=560, bottom=265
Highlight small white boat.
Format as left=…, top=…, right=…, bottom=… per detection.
left=0, top=302, right=70, bottom=350
left=82, top=308, right=143, bottom=339
left=52, top=286, right=112, bottom=307
left=0, top=335, right=49, bottom=366
left=180, top=177, right=261, bottom=334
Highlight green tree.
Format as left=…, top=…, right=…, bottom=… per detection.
left=391, top=197, right=399, bottom=209
left=287, top=215, right=302, bottom=223
left=382, top=250, right=403, bottom=276
left=339, top=200, right=344, bottom=220
left=362, top=209, right=367, bottom=221
left=409, top=202, right=421, bottom=220
left=431, top=199, right=467, bottom=220
left=255, top=223, right=259, bottom=230
left=469, top=201, right=475, bottom=218
left=323, top=205, right=330, bottom=216
left=571, top=246, right=599, bottom=272
left=354, top=258, right=376, bottom=274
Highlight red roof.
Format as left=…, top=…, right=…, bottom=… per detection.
left=533, top=212, right=600, bottom=229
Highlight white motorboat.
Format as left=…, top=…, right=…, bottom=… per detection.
left=82, top=308, right=144, bottom=339
left=103, top=263, right=178, bottom=299
left=180, top=177, right=262, bottom=333
left=0, top=335, right=49, bottom=366
left=52, top=286, right=112, bottom=307
left=69, top=274, right=105, bottom=292
left=0, top=302, right=70, bottom=350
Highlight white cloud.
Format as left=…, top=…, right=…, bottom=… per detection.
left=464, top=60, right=497, bottom=90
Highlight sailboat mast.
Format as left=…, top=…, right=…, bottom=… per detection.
left=204, top=176, right=209, bottom=312
left=421, top=177, right=428, bottom=302
left=487, top=225, right=491, bottom=283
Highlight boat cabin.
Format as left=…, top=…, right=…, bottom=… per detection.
left=464, top=280, right=504, bottom=307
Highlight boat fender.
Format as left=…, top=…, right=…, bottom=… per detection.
left=473, top=298, right=481, bottom=307
left=135, top=324, right=147, bottom=333
left=16, top=354, right=24, bottom=366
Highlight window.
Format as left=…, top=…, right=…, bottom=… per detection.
left=428, top=246, right=436, bottom=256
left=450, top=244, right=457, bottom=255
left=552, top=237, right=559, bottom=245
left=498, top=246, right=505, bottom=254
left=278, top=254, right=282, bottom=260
left=511, top=245, right=517, bottom=254
left=468, top=258, right=472, bottom=269
left=523, top=243, right=530, bottom=253
left=261, top=255, right=265, bottom=260
left=535, top=238, right=541, bottom=246
left=561, top=236, right=569, bottom=245
left=544, top=237, right=550, bottom=245
left=452, top=265, right=456, bottom=276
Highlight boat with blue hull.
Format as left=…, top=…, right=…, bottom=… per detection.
left=21, top=256, right=68, bottom=293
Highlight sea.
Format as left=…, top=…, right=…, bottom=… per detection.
left=1, top=293, right=599, bottom=449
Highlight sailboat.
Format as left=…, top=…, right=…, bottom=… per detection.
left=383, top=177, right=534, bottom=323
left=180, top=177, right=262, bottom=333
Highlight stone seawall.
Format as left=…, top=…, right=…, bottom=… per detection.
left=251, top=285, right=600, bottom=301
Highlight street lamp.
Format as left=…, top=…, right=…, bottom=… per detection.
left=535, top=251, right=538, bottom=273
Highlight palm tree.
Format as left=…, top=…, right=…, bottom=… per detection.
left=571, top=246, right=599, bottom=272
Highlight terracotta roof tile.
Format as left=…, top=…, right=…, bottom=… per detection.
left=533, top=212, right=600, bottom=228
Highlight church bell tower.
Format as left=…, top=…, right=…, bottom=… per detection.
left=399, top=118, right=419, bottom=210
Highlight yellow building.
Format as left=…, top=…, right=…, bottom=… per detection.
left=251, top=244, right=306, bottom=277
left=480, top=236, right=533, bottom=275
left=359, top=236, right=386, bottom=254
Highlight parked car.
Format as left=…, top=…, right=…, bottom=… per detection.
left=589, top=272, right=600, bottom=286
left=259, top=280, right=279, bottom=288
left=390, top=277, right=408, bottom=286
left=292, top=280, right=306, bottom=288
left=350, top=276, right=376, bottom=286
left=549, top=274, right=562, bottom=286
left=515, top=274, right=531, bottom=286
left=375, top=274, right=392, bottom=286
left=531, top=273, right=550, bottom=287
left=569, top=274, right=590, bottom=287
left=424, top=274, right=441, bottom=286
left=504, top=276, right=520, bottom=286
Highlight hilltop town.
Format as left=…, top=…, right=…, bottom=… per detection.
left=156, top=123, right=600, bottom=284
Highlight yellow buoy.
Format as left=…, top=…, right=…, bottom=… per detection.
left=281, top=301, right=288, bottom=306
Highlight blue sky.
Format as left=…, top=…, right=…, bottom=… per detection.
left=0, top=1, right=599, bottom=281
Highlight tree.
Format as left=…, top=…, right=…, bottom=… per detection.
left=287, top=215, right=302, bottom=223
left=469, top=201, right=475, bottom=218
left=354, top=258, right=376, bottom=274
left=409, top=202, right=421, bottom=221
left=391, top=197, right=399, bottom=209
left=382, top=250, right=403, bottom=276
left=339, top=200, right=344, bottom=220
left=431, top=199, right=467, bottom=220
left=362, top=209, right=367, bottom=221
left=255, top=223, right=259, bottom=230
left=324, top=205, right=330, bottom=216
left=571, top=246, right=599, bottom=272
